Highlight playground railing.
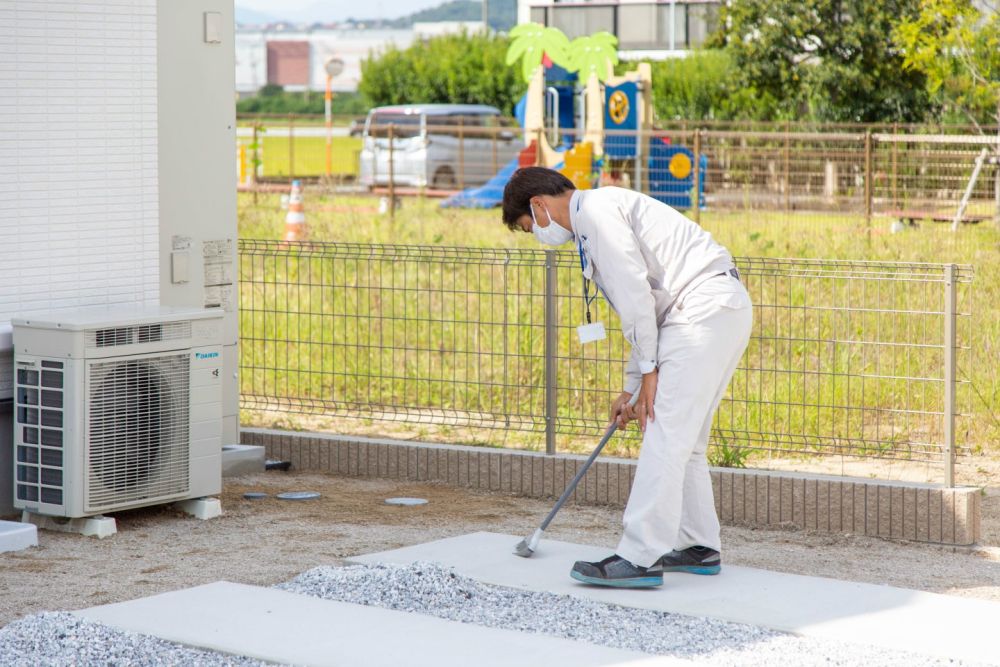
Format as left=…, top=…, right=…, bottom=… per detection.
left=616, top=127, right=1000, bottom=231
left=238, top=239, right=977, bottom=486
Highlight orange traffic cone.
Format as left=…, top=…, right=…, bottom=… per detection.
left=283, top=180, right=307, bottom=242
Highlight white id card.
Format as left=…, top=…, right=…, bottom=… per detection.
left=577, top=322, right=607, bottom=344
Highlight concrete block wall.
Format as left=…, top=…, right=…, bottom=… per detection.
left=241, top=428, right=981, bottom=546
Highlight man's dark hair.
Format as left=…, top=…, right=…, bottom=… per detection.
left=501, top=167, right=576, bottom=231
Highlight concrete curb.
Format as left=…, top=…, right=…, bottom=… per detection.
left=240, top=428, right=981, bottom=546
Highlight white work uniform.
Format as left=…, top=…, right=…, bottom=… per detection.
left=569, top=187, right=753, bottom=568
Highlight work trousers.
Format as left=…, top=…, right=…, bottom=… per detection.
left=616, top=273, right=753, bottom=568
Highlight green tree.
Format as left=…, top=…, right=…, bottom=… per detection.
left=713, top=0, right=934, bottom=122
left=636, top=50, right=762, bottom=121
left=894, top=0, right=1000, bottom=131
left=360, top=31, right=524, bottom=113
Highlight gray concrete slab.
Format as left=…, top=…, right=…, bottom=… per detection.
left=0, top=520, right=36, bottom=553
left=75, top=581, right=668, bottom=667
left=350, top=531, right=1000, bottom=665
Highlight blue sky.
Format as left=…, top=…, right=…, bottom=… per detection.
left=236, top=0, right=449, bottom=23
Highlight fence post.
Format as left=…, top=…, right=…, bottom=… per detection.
left=634, top=127, right=642, bottom=193
left=692, top=128, right=702, bottom=224
left=783, top=121, right=791, bottom=212
left=943, top=263, right=957, bottom=488
left=544, top=249, right=557, bottom=455
left=457, top=116, right=465, bottom=191
left=288, top=112, right=295, bottom=181
left=492, top=124, right=498, bottom=176
left=892, top=123, right=899, bottom=209
left=251, top=122, right=260, bottom=205
left=995, top=134, right=1000, bottom=227
left=864, top=130, right=873, bottom=231
left=388, top=123, right=396, bottom=221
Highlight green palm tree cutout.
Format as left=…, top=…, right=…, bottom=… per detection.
left=566, top=32, right=619, bottom=83
left=506, top=23, right=571, bottom=83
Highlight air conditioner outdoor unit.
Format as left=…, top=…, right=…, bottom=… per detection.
left=11, top=305, right=224, bottom=519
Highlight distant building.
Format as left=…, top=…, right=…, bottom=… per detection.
left=516, top=0, right=722, bottom=59
left=235, top=21, right=484, bottom=96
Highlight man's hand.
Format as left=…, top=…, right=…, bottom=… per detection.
left=609, top=391, right=635, bottom=429
left=636, top=369, right=658, bottom=432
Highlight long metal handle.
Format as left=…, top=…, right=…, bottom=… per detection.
left=538, top=393, right=640, bottom=532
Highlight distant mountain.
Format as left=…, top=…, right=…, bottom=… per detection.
left=370, top=0, right=517, bottom=31
left=235, top=6, right=281, bottom=25
left=236, top=0, right=517, bottom=31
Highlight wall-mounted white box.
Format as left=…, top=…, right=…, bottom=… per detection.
left=204, top=11, right=222, bottom=43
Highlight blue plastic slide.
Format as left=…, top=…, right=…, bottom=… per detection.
left=441, top=156, right=521, bottom=209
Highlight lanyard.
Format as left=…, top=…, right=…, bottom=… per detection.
left=578, top=239, right=597, bottom=324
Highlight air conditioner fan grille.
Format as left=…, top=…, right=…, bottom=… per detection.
left=87, top=354, right=190, bottom=510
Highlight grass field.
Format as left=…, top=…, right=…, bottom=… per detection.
left=238, top=192, right=1000, bottom=472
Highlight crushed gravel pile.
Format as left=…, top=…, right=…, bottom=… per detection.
left=0, top=612, right=268, bottom=667
left=0, top=563, right=982, bottom=666
left=280, top=562, right=982, bottom=667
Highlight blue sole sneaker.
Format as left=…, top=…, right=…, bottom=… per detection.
left=654, top=546, right=721, bottom=575
left=570, top=555, right=663, bottom=588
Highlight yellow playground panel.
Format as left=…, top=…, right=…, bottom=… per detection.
left=560, top=142, right=594, bottom=190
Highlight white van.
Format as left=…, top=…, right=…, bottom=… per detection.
left=358, top=104, right=521, bottom=190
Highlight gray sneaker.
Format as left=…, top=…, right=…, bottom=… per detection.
left=570, top=555, right=663, bottom=588
left=653, top=546, right=721, bottom=575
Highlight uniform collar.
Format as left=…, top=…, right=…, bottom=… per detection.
left=569, top=189, right=583, bottom=233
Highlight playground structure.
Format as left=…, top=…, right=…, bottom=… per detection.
left=443, top=24, right=706, bottom=210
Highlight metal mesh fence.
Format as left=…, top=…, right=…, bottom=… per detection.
left=239, top=239, right=974, bottom=483
left=236, top=115, right=1000, bottom=234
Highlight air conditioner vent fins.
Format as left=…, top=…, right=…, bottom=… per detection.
left=86, top=321, right=191, bottom=349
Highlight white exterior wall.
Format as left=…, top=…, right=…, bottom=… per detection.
left=0, top=0, right=161, bottom=328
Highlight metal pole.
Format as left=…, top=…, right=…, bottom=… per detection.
left=994, top=150, right=1000, bottom=228
left=492, top=124, right=498, bottom=175
left=892, top=122, right=899, bottom=210
left=692, top=128, right=701, bottom=224
left=669, top=0, right=676, bottom=51
left=995, top=105, right=1000, bottom=227
left=251, top=122, right=259, bottom=204
left=864, top=130, right=873, bottom=232
left=952, top=148, right=989, bottom=231
left=544, top=249, right=557, bottom=455
left=457, top=116, right=465, bottom=191
left=546, top=86, right=560, bottom=147
left=388, top=123, right=396, bottom=221
left=784, top=121, right=790, bottom=213
left=943, top=264, right=957, bottom=488
left=288, top=112, right=295, bottom=181
left=324, top=74, right=332, bottom=179
left=634, top=127, right=642, bottom=192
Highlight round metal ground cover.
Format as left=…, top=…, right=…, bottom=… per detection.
left=243, top=492, right=268, bottom=500
left=384, top=497, right=428, bottom=506
left=276, top=491, right=321, bottom=501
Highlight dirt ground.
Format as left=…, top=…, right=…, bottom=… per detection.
left=2, top=471, right=999, bottom=628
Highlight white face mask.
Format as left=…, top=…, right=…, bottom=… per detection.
left=531, top=202, right=574, bottom=246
